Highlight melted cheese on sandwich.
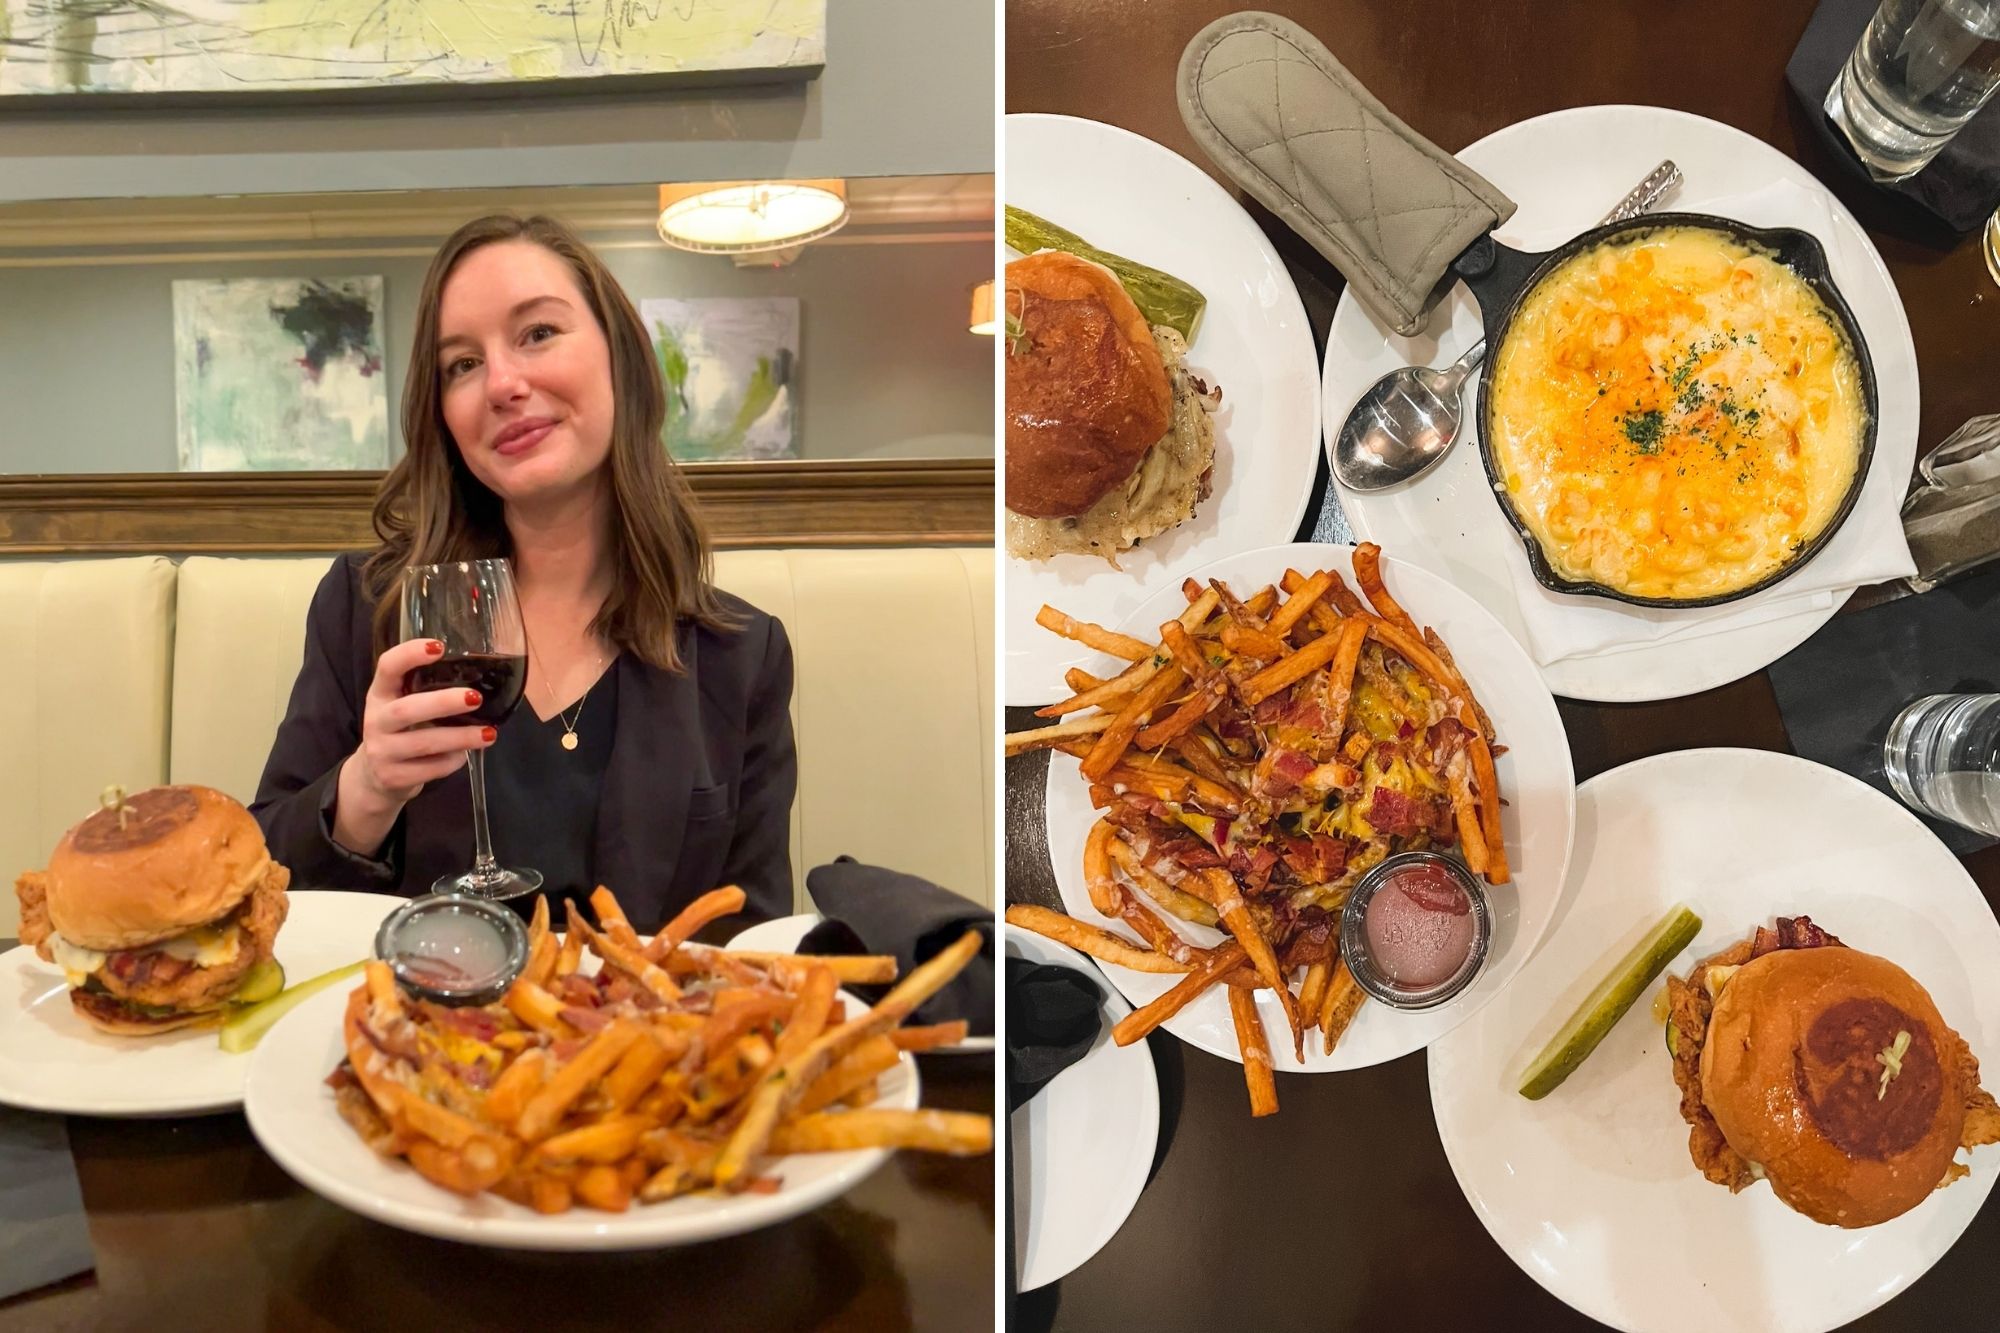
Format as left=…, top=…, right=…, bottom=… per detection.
left=1488, top=227, right=1866, bottom=601
left=45, top=922, right=242, bottom=985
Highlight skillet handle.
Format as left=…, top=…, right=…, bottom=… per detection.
left=1449, top=234, right=1547, bottom=330
left=1178, top=12, right=1515, bottom=338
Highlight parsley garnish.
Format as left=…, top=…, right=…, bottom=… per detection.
left=1622, top=409, right=1666, bottom=454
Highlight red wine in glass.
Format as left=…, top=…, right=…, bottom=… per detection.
left=403, top=653, right=528, bottom=727
left=401, top=558, right=542, bottom=901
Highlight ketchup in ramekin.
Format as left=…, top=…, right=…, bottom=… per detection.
left=1338, top=851, right=1492, bottom=1010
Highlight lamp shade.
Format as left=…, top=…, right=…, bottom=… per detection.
left=969, top=280, right=996, bottom=335
left=657, top=179, right=848, bottom=254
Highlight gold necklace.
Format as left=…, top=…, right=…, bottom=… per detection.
left=544, top=649, right=605, bottom=752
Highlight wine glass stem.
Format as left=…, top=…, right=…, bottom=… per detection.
left=466, top=747, right=500, bottom=882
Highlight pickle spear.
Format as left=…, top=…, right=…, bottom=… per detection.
left=218, top=959, right=367, bottom=1055
left=1004, top=205, right=1206, bottom=342
left=1517, top=903, right=1703, bottom=1100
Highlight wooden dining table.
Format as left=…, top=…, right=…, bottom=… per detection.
left=1005, top=1, right=2000, bottom=1330
left=0, top=940, right=993, bottom=1333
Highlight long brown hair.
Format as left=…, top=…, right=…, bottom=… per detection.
left=363, top=213, right=738, bottom=672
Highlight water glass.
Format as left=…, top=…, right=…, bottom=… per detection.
left=1824, top=0, right=2000, bottom=181
left=1882, top=693, right=2000, bottom=835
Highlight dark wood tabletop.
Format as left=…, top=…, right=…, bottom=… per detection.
left=1005, top=2, right=2000, bottom=1330
left=0, top=977, right=992, bottom=1333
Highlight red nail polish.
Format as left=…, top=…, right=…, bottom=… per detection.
left=464, top=689, right=483, bottom=707
left=425, top=640, right=444, bottom=656
left=481, top=726, right=497, bottom=743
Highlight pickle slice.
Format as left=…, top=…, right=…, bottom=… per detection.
left=1004, top=205, right=1207, bottom=342
left=218, top=959, right=367, bottom=1055
left=232, top=958, right=286, bottom=1005
left=1516, top=904, right=1702, bottom=1100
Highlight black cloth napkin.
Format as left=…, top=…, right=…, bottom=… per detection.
left=1786, top=0, right=2000, bottom=236
left=0, top=1105, right=94, bottom=1301
left=1005, top=957, right=1104, bottom=1113
left=1767, top=564, right=2000, bottom=856
left=800, top=857, right=993, bottom=1036
left=1005, top=955, right=1107, bottom=1314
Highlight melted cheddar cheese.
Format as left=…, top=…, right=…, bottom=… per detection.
left=1488, top=227, right=1867, bottom=601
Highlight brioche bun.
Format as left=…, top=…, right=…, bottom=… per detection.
left=1700, top=947, right=1966, bottom=1228
left=45, top=786, right=272, bottom=952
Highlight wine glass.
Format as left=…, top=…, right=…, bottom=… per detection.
left=401, top=558, right=542, bottom=900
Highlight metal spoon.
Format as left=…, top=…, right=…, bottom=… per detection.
left=1331, top=160, right=1684, bottom=492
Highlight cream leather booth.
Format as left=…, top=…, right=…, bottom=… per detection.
left=0, top=550, right=993, bottom=934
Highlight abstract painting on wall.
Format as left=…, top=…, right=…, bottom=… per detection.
left=642, top=297, right=800, bottom=462
left=0, top=1, right=824, bottom=100
left=173, top=277, right=390, bottom=472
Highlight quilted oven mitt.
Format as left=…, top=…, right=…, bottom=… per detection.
left=1177, top=10, right=1516, bottom=336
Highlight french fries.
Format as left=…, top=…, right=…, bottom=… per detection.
left=326, top=884, right=991, bottom=1215
left=1007, top=544, right=1511, bottom=1117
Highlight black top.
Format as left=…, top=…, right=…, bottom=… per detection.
left=251, top=552, right=798, bottom=930
left=486, top=663, right=620, bottom=925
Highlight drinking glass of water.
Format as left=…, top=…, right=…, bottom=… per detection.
left=1825, top=0, right=2000, bottom=181
left=1883, top=693, right=2000, bottom=835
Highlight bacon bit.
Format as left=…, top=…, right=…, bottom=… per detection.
left=549, top=1037, right=588, bottom=1063
left=1397, top=720, right=1416, bottom=740
left=557, top=974, right=601, bottom=1008
left=1749, top=916, right=1845, bottom=959
left=419, top=1002, right=501, bottom=1042
left=1366, top=787, right=1425, bottom=837
left=560, top=1005, right=615, bottom=1034
left=1255, top=748, right=1317, bottom=799
left=1427, top=717, right=1471, bottom=764
left=357, top=1017, right=421, bottom=1063
left=1226, top=844, right=1280, bottom=893
left=1278, top=833, right=1348, bottom=884
left=324, top=1060, right=356, bottom=1091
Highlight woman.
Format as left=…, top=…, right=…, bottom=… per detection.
left=252, top=214, right=796, bottom=930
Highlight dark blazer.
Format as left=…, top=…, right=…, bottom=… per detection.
left=251, top=553, right=797, bottom=931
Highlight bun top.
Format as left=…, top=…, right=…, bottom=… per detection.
left=1700, top=946, right=1966, bottom=1228
left=1004, top=251, right=1173, bottom=520
left=44, top=785, right=272, bottom=950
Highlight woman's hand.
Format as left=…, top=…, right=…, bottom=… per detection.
left=333, top=638, right=494, bottom=855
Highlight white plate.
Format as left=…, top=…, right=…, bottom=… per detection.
left=244, top=980, right=920, bottom=1250
left=0, top=889, right=396, bottom=1117
left=1004, top=113, right=1322, bottom=706
left=1427, top=750, right=2000, bottom=1333
left=1325, top=105, right=1920, bottom=702
left=730, top=912, right=995, bottom=1055
left=1008, top=928, right=1158, bottom=1291
left=1041, top=542, right=1575, bottom=1070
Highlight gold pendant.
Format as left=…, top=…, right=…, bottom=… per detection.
left=561, top=732, right=579, bottom=751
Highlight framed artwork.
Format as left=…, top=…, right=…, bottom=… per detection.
left=642, top=297, right=801, bottom=462
left=172, top=276, right=390, bottom=472
left=0, top=1, right=824, bottom=100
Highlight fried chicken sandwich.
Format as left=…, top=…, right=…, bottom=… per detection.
left=14, top=785, right=290, bottom=1035
left=1004, top=250, right=1220, bottom=564
left=1664, top=916, right=2000, bottom=1227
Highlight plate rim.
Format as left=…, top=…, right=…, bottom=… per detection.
left=1037, top=539, right=1576, bottom=1071
left=1425, top=747, right=2000, bottom=1333
left=1007, top=927, right=1159, bottom=1291
left=243, top=980, right=921, bottom=1250
left=1325, top=103, right=1920, bottom=704
left=1002, top=111, right=1323, bottom=706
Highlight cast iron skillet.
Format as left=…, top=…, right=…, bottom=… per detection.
left=1449, top=212, right=1879, bottom=609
